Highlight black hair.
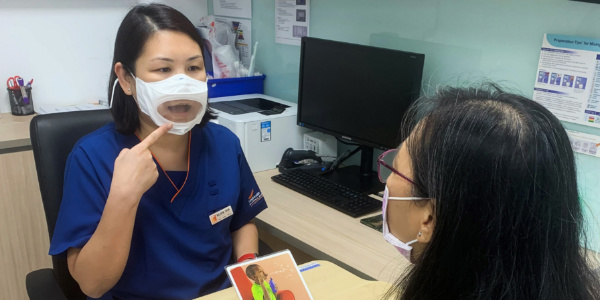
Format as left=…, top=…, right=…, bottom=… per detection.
left=245, top=264, right=259, bottom=278
left=388, top=82, right=600, bottom=300
left=108, top=3, right=216, bottom=135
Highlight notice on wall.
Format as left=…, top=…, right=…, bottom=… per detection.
left=213, top=0, right=252, bottom=18
left=275, top=0, right=310, bottom=46
left=566, top=129, right=600, bottom=158
left=533, top=34, right=600, bottom=128
left=215, top=17, right=252, bottom=68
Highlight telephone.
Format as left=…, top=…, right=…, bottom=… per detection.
left=277, top=148, right=333, bottom=175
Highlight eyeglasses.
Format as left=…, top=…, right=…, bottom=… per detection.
left=377, top=148, right=415, bottom=185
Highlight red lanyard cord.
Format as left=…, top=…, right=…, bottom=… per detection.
left=134, top=131, right=191, bottom=203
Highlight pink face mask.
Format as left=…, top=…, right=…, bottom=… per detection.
left=382, top=186, right=426, bottom=261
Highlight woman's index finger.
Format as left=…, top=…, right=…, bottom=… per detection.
left=135, top=123, right=172, bottom=150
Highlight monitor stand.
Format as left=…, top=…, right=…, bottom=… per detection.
left=320, top=146, right=384, bottom=195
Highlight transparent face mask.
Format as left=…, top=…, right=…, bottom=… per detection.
left=110, top=73, right=209, bottom=135
left=133, top=73, right=208, bottom=135
left=156, top=99, right=204, bottom=123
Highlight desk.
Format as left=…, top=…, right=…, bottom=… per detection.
left=0, top=112, right=35, bottom=153
left=0, top=113, right=52, bottom=300
left=252, top=169, right=410, bottom=283
left=252, top=170, right=600, bottom=284
left=197, top=260, right=394, bottom=300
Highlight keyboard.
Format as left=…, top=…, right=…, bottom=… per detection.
left=271, top=169, right=382, bottom=218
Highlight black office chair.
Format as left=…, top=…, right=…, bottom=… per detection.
left=26, top=109, right=274, bottom=299
left=27, top=109, right=114, bottom=300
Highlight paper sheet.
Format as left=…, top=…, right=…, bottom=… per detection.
left=36, top=104, right=108, bottom=115
left=213, top=0, right=252, bottom=18
left=566, top=129, right=600, bottom=158
left=275, top=0, right=310, bottom=46
left=533, top=34, right=600, bottom=128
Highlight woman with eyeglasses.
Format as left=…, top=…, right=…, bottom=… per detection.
left=377, top=83, right=600, bottom=300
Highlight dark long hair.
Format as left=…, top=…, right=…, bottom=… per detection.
left=108, top=3, right=216, bottom=135
left=389, top=83, right=600, bottom=299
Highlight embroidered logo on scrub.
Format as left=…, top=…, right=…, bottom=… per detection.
left=248, top=189, right=264, bottom=207
left=209, top=205, right=233, bottom=225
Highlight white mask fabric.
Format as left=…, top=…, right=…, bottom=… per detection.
left=382, top=185, right=425, bottom=262
left=110, top=73, right=209, bottom=135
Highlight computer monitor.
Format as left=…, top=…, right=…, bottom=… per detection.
left=297, top=37, right=425, bottom=193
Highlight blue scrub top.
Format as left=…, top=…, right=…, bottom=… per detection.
left=49, top=122, right=268, bottom=300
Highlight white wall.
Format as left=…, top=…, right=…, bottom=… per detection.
left=0, top=0, right=207, bottom=113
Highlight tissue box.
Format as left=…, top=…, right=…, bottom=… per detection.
left=207, top=75, right=266, bottom=98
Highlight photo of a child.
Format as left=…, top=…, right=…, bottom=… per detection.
left=226, top=250, right=313, bottom=300
left=246, top=264, right=278, bottom=300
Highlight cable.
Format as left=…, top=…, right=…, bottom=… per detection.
left=328, top=146, right=361, bottom=172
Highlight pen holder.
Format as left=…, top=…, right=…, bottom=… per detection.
left=7, top=87, right=34, bottom=116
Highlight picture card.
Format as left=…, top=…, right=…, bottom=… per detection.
left=225, top=250, right=313, bottom=300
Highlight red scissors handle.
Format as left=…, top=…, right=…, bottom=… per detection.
left=6, top=76, right=22, bottom=90
left=7, top=77, right=17, bottom=90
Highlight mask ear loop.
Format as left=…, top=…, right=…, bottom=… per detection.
left=109, top=78, right=119, bottom=109
left=110, top=72, right=138, bottom=108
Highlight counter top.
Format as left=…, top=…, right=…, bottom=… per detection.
left=253, top=169, right=409, bottom=282
left=0, top=113, right=36, bottom=152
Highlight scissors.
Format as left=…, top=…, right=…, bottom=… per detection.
left=7, top=75, right=30, bottom=104
left=6, top=76, right=22, bottom=90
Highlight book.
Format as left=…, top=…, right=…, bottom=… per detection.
left=225, top=250, right=313, bottom=300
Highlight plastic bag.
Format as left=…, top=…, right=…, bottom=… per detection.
left=213, top=44, right=238, bottom=78
left=198, top=16, right=240, bottom=79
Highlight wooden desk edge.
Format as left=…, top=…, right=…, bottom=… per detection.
left=0, top=113, right=35, bottom=153
left=0, top=140, right=32, bottom=154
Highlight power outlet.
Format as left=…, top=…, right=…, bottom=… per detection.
left=304, top=135, right=320, bottom=153
left=303, top=132, right=337, bottom=161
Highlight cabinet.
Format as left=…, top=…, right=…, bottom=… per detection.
left=0, top=113, right=52, bottom=300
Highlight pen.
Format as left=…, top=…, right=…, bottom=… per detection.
left=16, top=77, right=30, bottom=104
left=11, top=94, right=21, bottom=114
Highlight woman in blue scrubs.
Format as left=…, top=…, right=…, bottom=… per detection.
left=49, top=4, right=268, bottom=299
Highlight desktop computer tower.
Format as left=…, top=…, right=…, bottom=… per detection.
left=210, top=94, right=311, bottom=172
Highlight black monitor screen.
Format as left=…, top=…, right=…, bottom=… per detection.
left=297, top=37, right=425, bottom=150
